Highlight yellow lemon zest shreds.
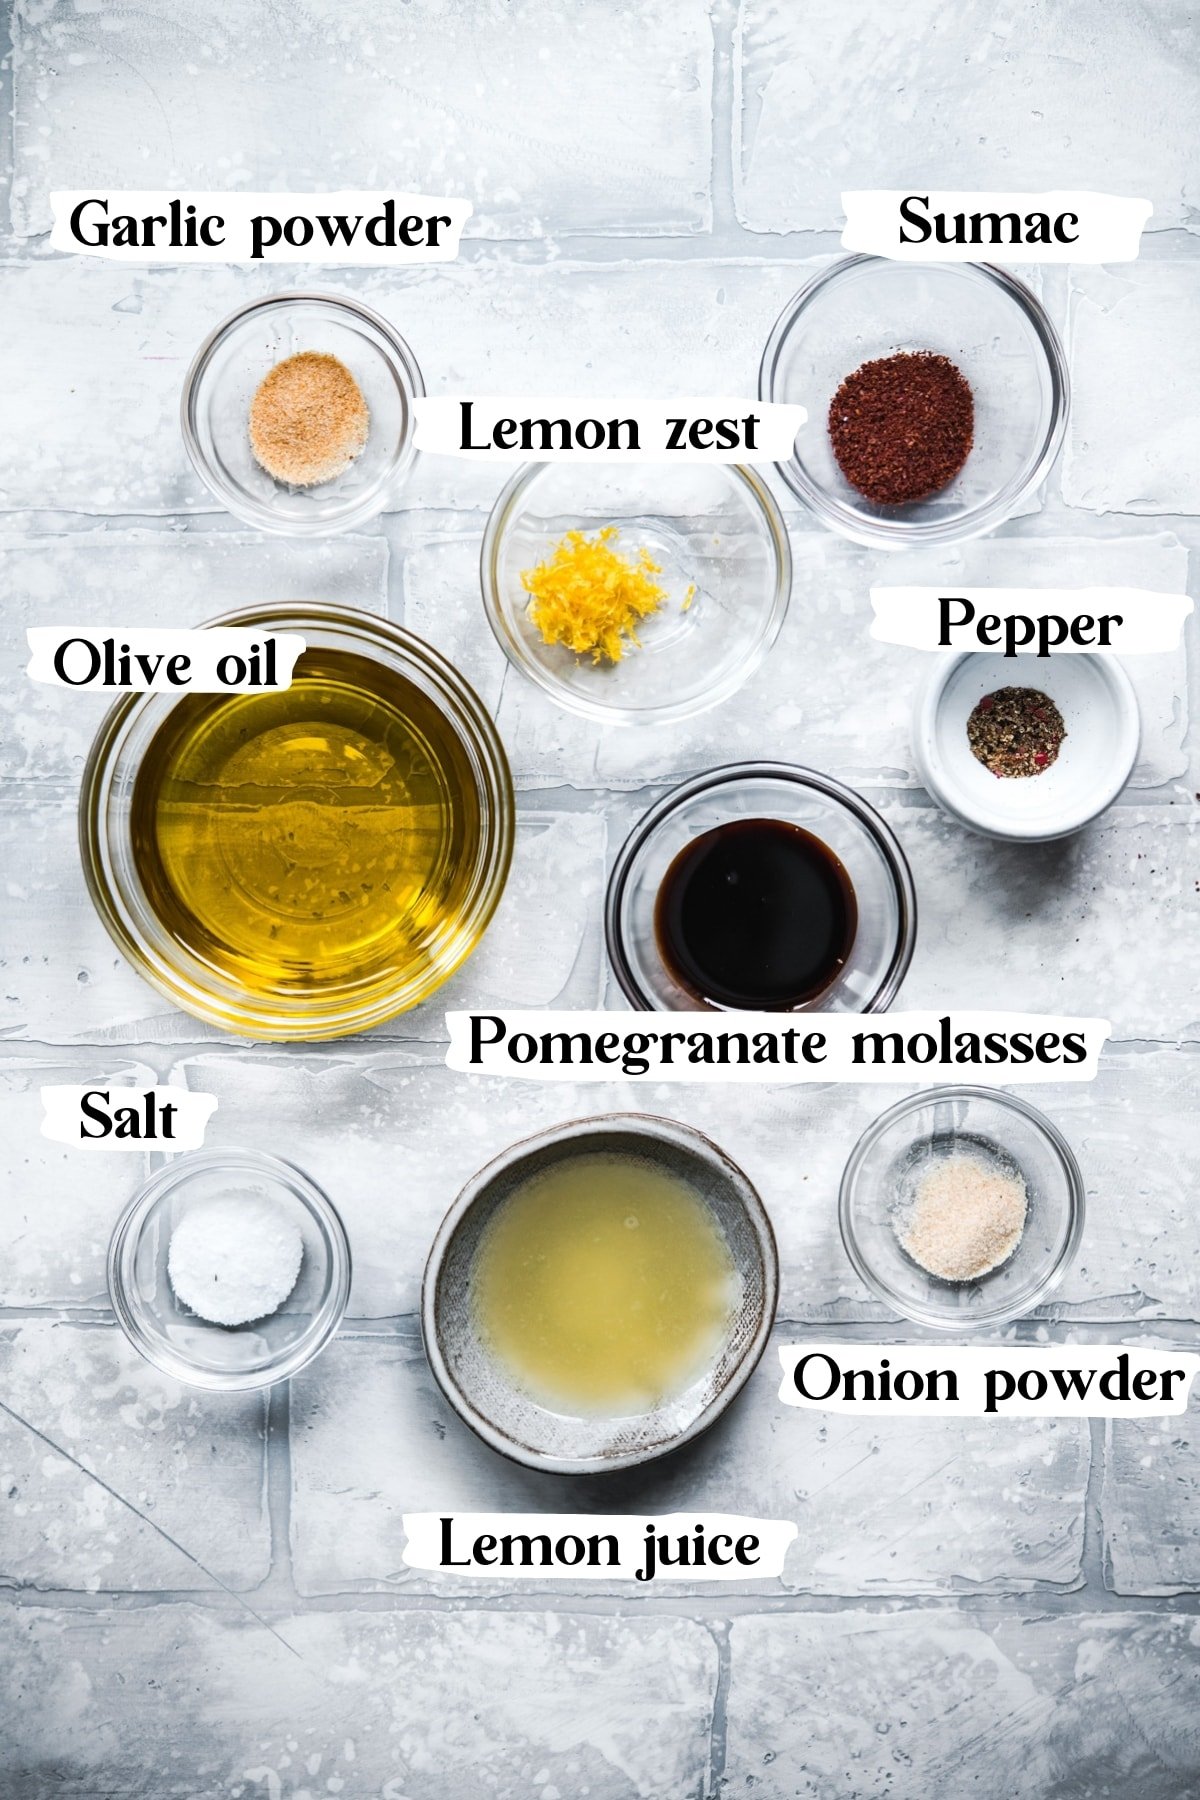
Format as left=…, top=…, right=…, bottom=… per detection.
left=521, top=526, right=670, bottom=664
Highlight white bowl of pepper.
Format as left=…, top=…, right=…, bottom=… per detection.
left=913, top=651, right=1140, bottom=841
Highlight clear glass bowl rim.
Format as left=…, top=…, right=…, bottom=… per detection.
left=604, top=761, right=918, bottom=1012
left=78, top=602, right=515, bottom=1040
left=838, top=1083, right=1087, bottom=1329
left=180, top=289, right=426, bottom=536
left=478, top=459, right=793, bottom=723
left=106, top=1146, right=353, bottom=1390
left=758, top=254, right=1071, bottom=548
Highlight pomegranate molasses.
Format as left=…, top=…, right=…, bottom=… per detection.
left=654, top=818, right=857, bottom=1008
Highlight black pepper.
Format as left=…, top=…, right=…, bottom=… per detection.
left=967, top=687, right=1067, bottom=779
left=828, top=351, right=975, bottom=505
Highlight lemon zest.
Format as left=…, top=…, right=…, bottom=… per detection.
left=521, top=526, right=670, bottom=664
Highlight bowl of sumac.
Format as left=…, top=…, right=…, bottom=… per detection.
left=760, top=256, right=1069, bottom=549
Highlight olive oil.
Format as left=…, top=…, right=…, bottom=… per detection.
left=130, top=646, right=484, bottom=1016
left=472, top=1152, right=740, bottom=1414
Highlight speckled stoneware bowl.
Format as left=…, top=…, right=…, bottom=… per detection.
left=422, top=1115, right=779, bottom=1474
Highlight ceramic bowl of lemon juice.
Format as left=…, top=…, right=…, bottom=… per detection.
left=422, top=1114, right=778, bottom=1473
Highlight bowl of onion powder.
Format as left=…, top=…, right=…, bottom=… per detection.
left=839, top=1087, right=1084, bottom=1328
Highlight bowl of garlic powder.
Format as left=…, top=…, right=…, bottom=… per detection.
left=838, top=1087, right=1084, bottom=1328
left=182, top=292, right=424, bottom=535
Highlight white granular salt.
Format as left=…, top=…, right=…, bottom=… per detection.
left=168, top=1192, right=304, bottom=1327
left=895, top=1150, right=1028, bottom=1282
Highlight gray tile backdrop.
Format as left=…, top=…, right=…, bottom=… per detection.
left=2, top=1, right=1199, bottom=1795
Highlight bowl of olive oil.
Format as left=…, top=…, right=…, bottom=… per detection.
left=422, top=1114, right=779, bottom=1473
left=80, top=606, right=514, bottom=1039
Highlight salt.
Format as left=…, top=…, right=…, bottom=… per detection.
left=168, top=1192, right=304, bottom=1327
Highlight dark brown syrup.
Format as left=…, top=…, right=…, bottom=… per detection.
left=654, top=818, right=857, bottom=1009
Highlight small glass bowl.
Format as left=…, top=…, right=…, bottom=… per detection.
left=181, top=292, right=424, bottom=535
left=107, top=1148, right=352, bottom=1390
left=839, top=1087, right=1085, bottom=1329
left=760, top=256, right=1069, bottom=548
left=605, top=763, right=916, bottom=1012
left=480, top=461, right=791, bottom=723
left=79, top=604, right=514, bottom=1040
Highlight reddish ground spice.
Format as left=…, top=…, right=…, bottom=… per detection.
left=828, top=351, right=975, bottom=505
left=967, top=686, right=1067, bottom=778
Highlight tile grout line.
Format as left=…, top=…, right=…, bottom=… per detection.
left=8, top=1308, right=1200, bottom=1333
left=703, top=1616, right=733, bottom=1799
left=1080, top=1415, right=1109, bottom=1596
left=2, top=221, right=1200, bottom=264
left=258, top=1377, right=298, bottom=1606
left=4, top=1585, right=1198, bottom=1620
left=707, top=0, right=739, bottom=239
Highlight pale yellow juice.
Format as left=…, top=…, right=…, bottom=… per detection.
left=472, top=1151, right=740, bottom=1414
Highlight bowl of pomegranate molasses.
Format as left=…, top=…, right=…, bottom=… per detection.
left=605, top=764, right=916, bottom=1013
left=760, top=256, right=1069, bottom=548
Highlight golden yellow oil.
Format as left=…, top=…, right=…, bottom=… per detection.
left=130, top=646, right=483, bottom=1016
left=472, top=1151, right=740, bottom=1414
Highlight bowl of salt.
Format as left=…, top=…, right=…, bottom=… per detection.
left=107, top=1148, right=351, bottom=1389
